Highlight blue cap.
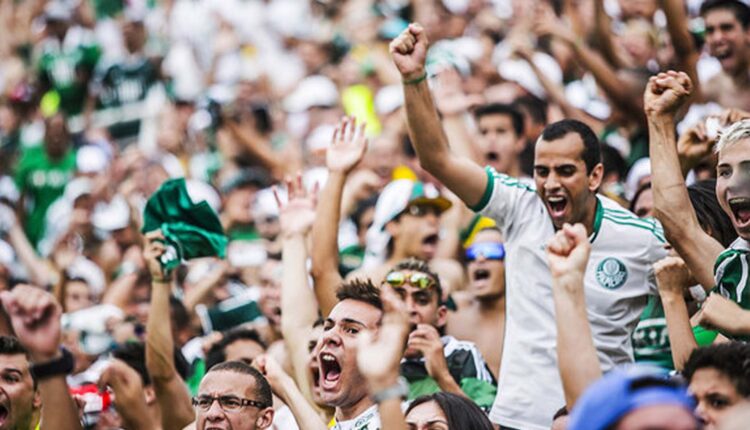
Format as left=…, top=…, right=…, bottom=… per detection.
left=568, top=367, right=696, bottom=430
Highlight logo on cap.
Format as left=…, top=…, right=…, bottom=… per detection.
left=596, top=257, right=628, bottom=289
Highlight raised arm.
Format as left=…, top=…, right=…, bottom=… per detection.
left=0, top=285, right=83, bottom=430
left=653, top=256, right=698, bottom=370
left=592, top=0, right=628, bottom=69
left=277, top=174, right=329, bottom=414
left=143, top=231, right=195, bottom=430
left=310, top=117, right=368, bottom=317
left=356, top=285, right=410, bottom=430
left=644, top=71, right=724, bottom=291
left=253, top=354, right=327, bottom=430
left=546, top=224, right=601, bottom=408
left=661, top=0, right=701, bottom=99
left=99, top=359, right=158, bottom=430
left=390, top=24, right=488, bottom=207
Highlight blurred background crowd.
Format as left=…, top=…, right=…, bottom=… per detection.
left=1, top=0, right=750, bottom=429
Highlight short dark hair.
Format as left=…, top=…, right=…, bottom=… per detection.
left=205, top=328, right=267, bottom=370
left=700, top=0, right=750, bottom=28
left=512, top=95, right=548, bottom=126
left=387, top=258, right=443, bottom=303
left=473, top=103, right=525, bottom=137
left=207, top=360, right=273, bottom=408
left=539, top=119, right=602, bottom=173
left=683, top=343, right=750, bottom=397
left=170, top=295, right=191, bottom=332
left=405, top=392, right=494, bottom=430
left=113, top=341, right=191, bottom=385
left=0, top=336, right=34, bottom=386
left=336, top=278, right=382, bottom=310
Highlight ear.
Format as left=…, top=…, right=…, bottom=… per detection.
left=256, top=407, right=275, bottom=429
left=435, top=305, right=448, bottom=328
left=385, top=219, right=400, bottom=237
left=32, top=389, right=42, bottom=410
left=588, top=163, right=604, bottom=192
left=144, top=386, right=156, bottom=405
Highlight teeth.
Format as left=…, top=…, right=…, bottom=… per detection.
left=321, top=354, right=335, bottom=362
left=548, top=196, right=565, bottom=203
left=729, top=197, right=750, bottom=205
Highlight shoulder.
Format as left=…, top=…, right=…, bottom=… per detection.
left=714, top=239, right=750, bottom=277
left=599, top=197, right=666, bottom=243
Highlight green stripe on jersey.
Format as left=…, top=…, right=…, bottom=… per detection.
left=469, top=166, right=496, bottom=212
left=602, top=214, right=666, bottom=242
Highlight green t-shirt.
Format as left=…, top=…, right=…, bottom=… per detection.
left=93, top=56, right=159, bottom=141
left=37, top=39, right=101, bottom=116
left=634, top=295, right=720, bottom=370
left=713, top=238, right=750, bottom=340
left=14, top=146, right=76, bottom=246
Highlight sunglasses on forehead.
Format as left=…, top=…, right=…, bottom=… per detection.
left=465, top=242, right=505, bottom=262
left=385, top=271, right=436, bottom=289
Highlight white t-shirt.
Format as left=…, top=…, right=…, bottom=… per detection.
left=471, top=167, right=667, bottom=430
left=331, top=405, right=380, bottom=430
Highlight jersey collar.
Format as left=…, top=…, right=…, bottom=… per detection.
left=589, top=197, right=603, bottom=244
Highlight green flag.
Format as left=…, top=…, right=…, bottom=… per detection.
left=142, top=178, right=227, bottom=271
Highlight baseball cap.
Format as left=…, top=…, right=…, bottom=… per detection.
left=373, top=180, right=452, bottom=231
left=568, top=367, right=696, bottom=430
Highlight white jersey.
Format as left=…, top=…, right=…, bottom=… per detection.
left=331, top=405, right=380, bottom=430
left=471, top=167, right=667, bottom=430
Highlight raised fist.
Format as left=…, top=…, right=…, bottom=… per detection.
left=644, top=71, right=693, bottom=118
left=389, top=23, right=429, bottom=82
left=0, top=285, right=62, bottom=362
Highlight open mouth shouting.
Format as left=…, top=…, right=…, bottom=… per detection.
left=729, top=197, right=750, bottom=230
left=420, top=232, right=440, bottom=257
left=545, top=194, right=569, bottom=224
left=318, top=351, right=342, bottom=392
left=0, top=401, right=9, bottom=428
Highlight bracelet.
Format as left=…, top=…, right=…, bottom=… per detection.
left=403, top=72, right=428, bottom=85
left=30, top=347, right=75, bottom=381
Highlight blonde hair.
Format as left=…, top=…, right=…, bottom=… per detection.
left=715, top=119, right=750, bottom=154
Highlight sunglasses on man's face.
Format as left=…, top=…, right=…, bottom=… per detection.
left=465, top=242, right=505, bottom=262
left=403, top=204, right=441, bottom=218
left=385, top=271, right=436, bottom=289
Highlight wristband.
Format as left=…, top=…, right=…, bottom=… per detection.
left=371, top=376, right=409, bottom=403
left=403, top=73, right=427, bottom=85
left=30, top=347, right=75, bottom=381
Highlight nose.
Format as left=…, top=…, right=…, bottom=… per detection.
left=204, top=399, right=226, bottom=421
left=320, top=328, right=342, bottom=348
left=694, top=401, right=709, bottom=425
left=543, top=173, right=561, bottom=192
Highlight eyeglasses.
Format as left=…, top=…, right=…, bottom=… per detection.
left=386, top=271, right=436, bottom=289
left=465, top=242, right=505, bottom=262
left=403, top=204, right=441, bottom=218
left=192, top=395, right=267, bottom=412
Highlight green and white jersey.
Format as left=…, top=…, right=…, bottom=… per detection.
left=400, top=335, right=497, bottom=410
left=91, top=56, right=159, bottom=141
left=471, top=167, right=667, bottom=430
left=36, top=31, right=101, bottom=116
left=713, top=237, right=750, bottom=340
left=330, top=405, right=380, bottom=430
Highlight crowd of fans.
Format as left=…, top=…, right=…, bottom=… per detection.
left=1, top=0, right=750, bottom=429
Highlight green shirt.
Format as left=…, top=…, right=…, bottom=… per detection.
left=713, top=238, right=750, bottom=340
left=37, top=38, right=101, bottom=116
left=14, top=146, right=76, bottom=246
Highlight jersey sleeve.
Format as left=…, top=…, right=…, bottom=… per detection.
left=713, top=248, right=750, bottom=310
left=468, top=166, right=538, bottom=233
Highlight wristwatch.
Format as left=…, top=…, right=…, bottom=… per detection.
left=371, top=377, right=409, bottom=403
left=30, top=347, right=75, bottom=381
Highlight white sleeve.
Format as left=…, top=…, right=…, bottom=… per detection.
left=469, top=166, right=540, bottom=234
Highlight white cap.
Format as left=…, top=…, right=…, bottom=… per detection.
left=626, top=158, right=652, bottom=200
left=185, top=179, right=221, bottom=214
left=66, top=256, right=106, bottom=297
left=77, top=145, right=110, bottom=174
left=64, top=177, right=93, bottom=203
left=284, top=75, right=339, bottom=113
left=92, top=195, right=131, bottom=232
left=375, top=85, right=404, bottom=115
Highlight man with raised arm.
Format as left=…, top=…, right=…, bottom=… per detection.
left=390, top=23, right=668, bottom=429
left=645, top=70, right=750, bottom=343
